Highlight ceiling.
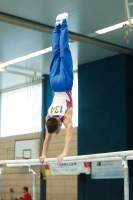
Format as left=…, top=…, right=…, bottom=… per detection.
left=0, top=0, right=133, bottom=91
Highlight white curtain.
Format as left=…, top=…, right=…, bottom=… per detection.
left=0, top=82, right=42, bottom=137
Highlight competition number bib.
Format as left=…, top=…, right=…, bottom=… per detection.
left=48, top=102, right=66, bottom=116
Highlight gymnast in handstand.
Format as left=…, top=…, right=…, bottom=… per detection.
left=39, top=13, right=73, bottom=163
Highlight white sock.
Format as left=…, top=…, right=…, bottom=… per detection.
left=55, top=13, right=68, bottom=26
left=56, top=14, right=63, bottom=21
left=63, top=13, right=68, bottom=21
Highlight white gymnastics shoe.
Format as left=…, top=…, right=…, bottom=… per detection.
left=63, top=12, right=68, bottom=21
left=55, top=13, right=68, bottom=26
left=60, top=12, right=68, bottom=25
left=55, top=20, right=60, bottom=26
left=55, top=14, right=63, bottom=26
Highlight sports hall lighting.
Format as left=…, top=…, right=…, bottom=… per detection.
left=96, top=19, right=133, bottom=34
left=0, top=46, right=52, bottom=68
left=0, top=43, right=71, bottom=68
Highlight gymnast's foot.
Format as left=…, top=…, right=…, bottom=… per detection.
left=60, top=12, right=68, bottom=25
left=63, top=13, right=68, bottom=21
left=55, top=14, right=63, bottom=26
left=55, top=13, right=68, bottom=26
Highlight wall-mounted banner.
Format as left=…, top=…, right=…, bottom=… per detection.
left=45, top=162, right=91, bottom=176
left=91, top=160, right=124, bottom=179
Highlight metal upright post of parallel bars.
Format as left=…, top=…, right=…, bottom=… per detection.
left=29, top=167, right=36, bottom=200
left=122, top=159, right=129, bottom=200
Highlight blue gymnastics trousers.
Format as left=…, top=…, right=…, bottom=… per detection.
left=50, top=19, right=73, bottom=92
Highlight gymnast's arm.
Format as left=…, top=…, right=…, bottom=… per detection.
left=57, top=108, right=73, bottom=162
left=39, top=118, right=52, bottom=163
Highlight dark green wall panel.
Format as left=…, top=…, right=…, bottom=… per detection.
left=78, top=54, right=133, bottom=200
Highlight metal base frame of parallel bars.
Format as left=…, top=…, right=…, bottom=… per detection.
left=0, top=150, right=133, bottom=200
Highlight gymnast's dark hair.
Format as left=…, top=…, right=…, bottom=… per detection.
left=46, top=118, right=59, bottom=133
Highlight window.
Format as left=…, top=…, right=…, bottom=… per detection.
left=0, top=83, right=42, bottom=137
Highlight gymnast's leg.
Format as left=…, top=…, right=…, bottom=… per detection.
left=50, top=13, right=73, bottom=92
left=49, top=23, right=61, bottom=89
left=59, top=16, right=73, bottom=91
